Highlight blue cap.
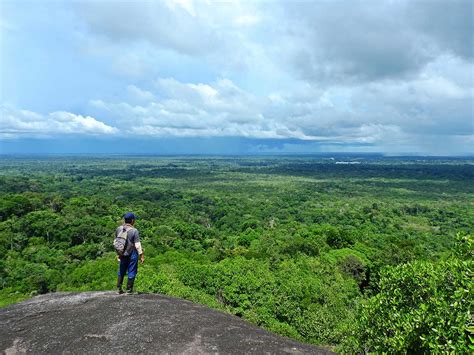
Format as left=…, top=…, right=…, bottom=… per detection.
left=123, top=212, right=137, bottom=220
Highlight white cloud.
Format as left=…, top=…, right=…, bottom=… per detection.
left=75, top=1, right=222, bottom=55
left=88, top=78, right=405, bottom=144
left=127, top=85, right=156, bottom=103
left=166, top=0, right=197, bottom=17
left=234, top=14, right=260, bottom=27
left=0, top=105, right=118, bottom=138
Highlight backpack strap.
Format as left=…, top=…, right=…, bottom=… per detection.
left=122, top=224, right=134, bottom=232
left=119, top=224, right=136, bottom=239
left=117, top=225, right=131, bottom=240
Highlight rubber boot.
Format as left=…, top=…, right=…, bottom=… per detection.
left=117, top=275, right=124, bottom=294
left=126, top=277, right=135, bottom=294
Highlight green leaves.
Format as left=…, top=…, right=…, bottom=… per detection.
left=344, top=236, right=473, bottom=353
left=169, top=254, right=359, bottom=345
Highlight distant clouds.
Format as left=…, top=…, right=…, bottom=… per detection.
left=0, top=0, right=473, bottom=154
left=1, top=105, right=117, bottom=139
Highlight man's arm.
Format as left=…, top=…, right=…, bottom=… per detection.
left=133, top=229, right=145, bottom=264
left=115, top=227, right=121, bottom=261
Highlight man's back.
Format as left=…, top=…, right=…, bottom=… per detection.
left=115, top=224, right=140, bottom=256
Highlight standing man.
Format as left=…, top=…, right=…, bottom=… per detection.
left=116, top=212, right=144, bottom=294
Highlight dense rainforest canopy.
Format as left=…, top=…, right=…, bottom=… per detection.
left=0, top=156, right=472, bottom=352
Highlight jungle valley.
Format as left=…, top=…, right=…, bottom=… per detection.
left=0, top=156, right=472, bottom=353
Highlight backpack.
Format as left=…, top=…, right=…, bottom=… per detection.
left=113, top=226, right=131, bottom=256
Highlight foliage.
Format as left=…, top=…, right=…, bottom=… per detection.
left=343, top=234, right=473, bottom=353
left=0, top=156, right=472, bottom=350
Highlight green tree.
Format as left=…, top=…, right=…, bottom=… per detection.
left=345, top=234, right=473, bottom=353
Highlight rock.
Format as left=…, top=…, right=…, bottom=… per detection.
left=0, top=292, right=334, bottom=354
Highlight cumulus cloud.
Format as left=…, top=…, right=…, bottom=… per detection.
left=127, top=85, right=156, bottom=103
left=89, top=78, right=408, bottom=145
left=0, top=105, right=118, bottom=138
left=91, top=78, right=276, bottom=138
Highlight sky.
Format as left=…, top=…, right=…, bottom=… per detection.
left=0, top=0, right=473, bottom=155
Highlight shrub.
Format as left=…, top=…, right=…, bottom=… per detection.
left=344, top=235, right=473, bottom=353
left=325, top=227, right=355, bottom=249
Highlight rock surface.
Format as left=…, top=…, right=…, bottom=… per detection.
left=0, top=292, right=334, bottom=354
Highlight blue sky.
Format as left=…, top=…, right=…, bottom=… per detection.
left=1, top=0, right=473, bottom=155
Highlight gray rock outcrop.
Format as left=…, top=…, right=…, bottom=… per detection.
left=0, top=292, right=334, bottom=354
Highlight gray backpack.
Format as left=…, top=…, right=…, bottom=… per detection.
left=113, top=226, right=131, bottom=256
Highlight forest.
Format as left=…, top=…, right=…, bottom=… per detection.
left=0, top=155, right=472, bottom=353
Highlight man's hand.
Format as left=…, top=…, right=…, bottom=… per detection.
left=140, top=254, right=145, bottom=264
left=116, top=255, right=121, bottom=262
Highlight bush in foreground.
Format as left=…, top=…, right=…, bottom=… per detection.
left=343, top=235, right=473, bottom=353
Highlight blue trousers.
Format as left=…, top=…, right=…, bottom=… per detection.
left=118, top=250, right=138, bottom=279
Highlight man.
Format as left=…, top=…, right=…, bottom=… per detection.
left=116, top=212, right=144, bottom=294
